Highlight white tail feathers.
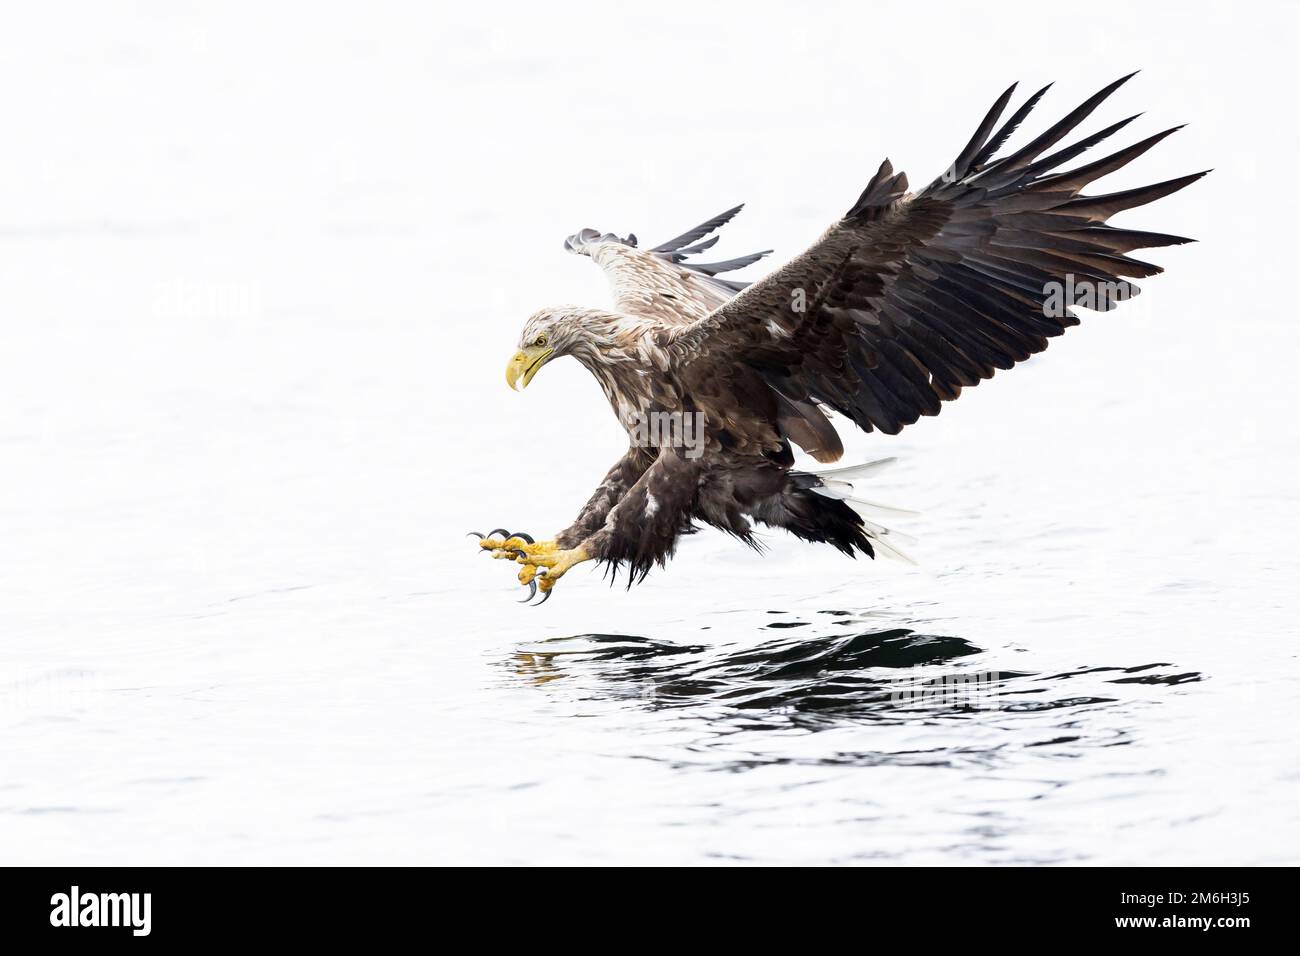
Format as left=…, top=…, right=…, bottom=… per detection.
left=809, top=460, right=919, bottom=517
left=864, top=532, right=917, bottom=565
left=809, top=458, right=918, bottom=564
left=851, top=505, right=918, bottom=564
left=848, top=505, right=919, bottom=546
left=812, top=479, right=919, bottom=517
left=849, top=497, right=920, bottom=518
left=811, top=456, right=897, bottom=480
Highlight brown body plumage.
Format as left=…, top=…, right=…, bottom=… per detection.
left=483, top=75, right=1203, bottom=600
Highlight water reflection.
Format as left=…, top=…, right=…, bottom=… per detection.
left=517, top=623, right=998, bottom=715
left=507, top=615, right=1204, bottom=772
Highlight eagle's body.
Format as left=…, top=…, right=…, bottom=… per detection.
left=480, top=76, right=1203, bottom=602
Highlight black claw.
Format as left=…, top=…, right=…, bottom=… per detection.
left=513, top=531, right=535, bottom=544
left=467, top=531, right=484, bottom=540
left=518, top=579, right=537, bottom=603
left=488, top=528, right=511, bottom=539
left=509, top=549, right=527, bottom=562
left=533, top=587, right=552, bottom=606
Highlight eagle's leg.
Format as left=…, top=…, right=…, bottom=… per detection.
left=506, top=450, right=699, bottom=599
left=470, top=448, right=653, bottom=571
left=567, top=450, right=701, bottom=585
left=553, top=447, right=657, bottom=549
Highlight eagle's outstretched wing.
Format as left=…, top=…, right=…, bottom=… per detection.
left=564, top=206, right=772, bottom=324
left=669, top=74, right=1205, bottom=436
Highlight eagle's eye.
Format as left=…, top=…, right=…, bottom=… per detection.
left=535, top=334, right=548, bottom=347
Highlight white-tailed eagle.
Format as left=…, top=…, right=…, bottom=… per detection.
left=472, top=75, right=1203, bottom=603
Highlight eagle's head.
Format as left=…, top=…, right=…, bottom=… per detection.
left=506, top=307, right=628, bottom=390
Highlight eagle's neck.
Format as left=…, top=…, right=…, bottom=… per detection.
left=567, top=311, right=666, bottom=428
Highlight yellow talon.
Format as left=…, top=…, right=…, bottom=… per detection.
left=472, top=531, right=588, bottom=603
left=530, top=546, right=590, bottom=593
left=480, top=536, right=558, bottom=557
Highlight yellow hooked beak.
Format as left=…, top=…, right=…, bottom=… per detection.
left=505, top=345, right=554, bottom=390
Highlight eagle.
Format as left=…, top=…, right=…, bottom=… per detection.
left=472, top=75, right=1203, bottom=603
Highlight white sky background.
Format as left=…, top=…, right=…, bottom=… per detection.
left=1, top=2, right=1298, bottom=863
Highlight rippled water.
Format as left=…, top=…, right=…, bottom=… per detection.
left=3, top=4, right=1298, bottom=865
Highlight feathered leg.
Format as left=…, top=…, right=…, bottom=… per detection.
left=555, top=447, right=657, bottom=549
left=510, top=450, right=702, bottom=597
left=474, top=447, right=654, bottom=569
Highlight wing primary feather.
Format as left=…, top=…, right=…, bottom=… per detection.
left=686, top=251, right=773, bottom=275
left=965, top=83, right=1053, bottom=172
left=650, top=205, right=745, bottom=253
left=946, top=81, right=1019, bottom=182
left=1072, top=226, right=1195, bottom=252
left=973, top=72, right=1139, bottom=181
left=1056, top=170, right=1209, bottom=220
left=1035, top=126, right=1186, bottom=194
left=672, top=235, right=721, bottom=256
left=982, top=113, right=1142, bottom=192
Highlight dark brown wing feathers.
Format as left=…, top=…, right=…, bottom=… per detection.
left=672, top=76, right=1203, bottom=436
